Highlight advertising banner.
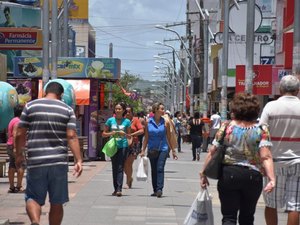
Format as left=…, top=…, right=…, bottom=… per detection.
left=0, top=28, right=42, bottom=50
left=0, top=4, right=41, bottom=72
left=235, top=65, right=272, bottom=95
left=88, top=79, right=99, bottom=158
left=13, top=57, right=121, bottom=79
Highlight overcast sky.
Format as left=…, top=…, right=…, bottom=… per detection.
left=88, top=0, right=186, bottom=81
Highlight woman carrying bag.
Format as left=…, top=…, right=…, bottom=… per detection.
left=124, top=105, right=144, bottom=189
left=140, top=102, right=178, bottom=198
left=200, top=93, right=275, bottom=225
left=102, top=102, right=131, bottom=197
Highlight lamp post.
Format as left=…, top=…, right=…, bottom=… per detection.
left=155, top=25, right=201, bottom=75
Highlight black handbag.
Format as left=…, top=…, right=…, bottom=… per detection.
left=203, top=123, right=228, bottom=179
left=203, top=145, right=226, bottom=179
left=147, top=149, right=160, bottom=159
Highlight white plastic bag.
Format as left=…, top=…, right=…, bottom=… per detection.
left=183, top=188, right=214, bottom=225
left=136, top=156, right=148, bottom=181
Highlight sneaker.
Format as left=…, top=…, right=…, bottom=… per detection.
left=156, top=190, right=162, bottom=198
left=150, top=192, right=157, bottom=197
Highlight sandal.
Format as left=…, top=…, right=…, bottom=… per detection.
left=8, top=187, right=16, bottom=193
left=127, top=177, right=133, bottom=189
left=15, top=186, right=25, bottom=193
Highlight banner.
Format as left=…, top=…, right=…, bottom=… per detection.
left=14, top=57, right=121, bottom=79
left=235, top=65, right=272, bottom=95
left=0, top=28, right=42, bottom=50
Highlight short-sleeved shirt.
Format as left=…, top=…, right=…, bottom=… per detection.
left=260, top=96, right=300, bottom=168
left=130, top=117, right=143, bottom=144
left=7, top=117, right=20, bottom=146
left=213, top=121, right=272, bottom=173
left=105, top=117, right=131, bottom=148
left=147, top=117, right=168, bottom=152
left=18, top=98, right=76, bottom=169
left=210, top=113, right=221, bottom=129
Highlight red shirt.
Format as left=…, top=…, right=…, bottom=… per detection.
left=130, top=117, right=143, bottom=143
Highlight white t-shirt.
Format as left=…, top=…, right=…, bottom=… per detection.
left=210, top=113, right=221, bottom=129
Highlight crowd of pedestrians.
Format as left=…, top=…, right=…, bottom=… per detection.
left=1, top=75, right=300, bottom=225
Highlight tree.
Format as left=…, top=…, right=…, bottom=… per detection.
left=104, top=71, right=144, bottom=113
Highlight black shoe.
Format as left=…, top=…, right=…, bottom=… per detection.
left=150, top=192, right=157, bottom=197
left=156, top=190, right=162, bottom=198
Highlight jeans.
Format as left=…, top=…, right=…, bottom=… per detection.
left=191, top=135, right=202, bottom=160
left=111, top=147, right=128, bottom=192
left=177, top=131, right=181, bottom=152
left=149, top=151, right=168, bottom=193
left=217, top=165, right=263, bottom=225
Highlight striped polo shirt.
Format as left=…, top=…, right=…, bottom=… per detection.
left=19, top=98, right=76, bottom=168
left=260, top=95, right=300, bottom=167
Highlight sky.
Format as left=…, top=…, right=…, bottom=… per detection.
left=88, top=0, right=187, bottom=81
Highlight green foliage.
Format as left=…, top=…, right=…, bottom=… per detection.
left=104, top=71, right=144, bottom=113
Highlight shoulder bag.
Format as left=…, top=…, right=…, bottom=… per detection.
left=203, top=123, right=228, bottom=179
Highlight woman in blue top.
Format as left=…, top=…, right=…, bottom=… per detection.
left=200, top=93, right=275, bottom=225
left=140, top=102, right=178, bottom=198
left=102, top=102, right=131, bottom=197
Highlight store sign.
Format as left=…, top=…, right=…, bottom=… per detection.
left=235, top=64, right=272, bottom=95
left=0, top=28, right=42, bottom=50
left=214, top=32, right=273, bottom=44
left=13, top=57, right=121, bottom=79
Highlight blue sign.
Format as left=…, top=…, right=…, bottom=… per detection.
left=13, top=57, right=121, bottom=79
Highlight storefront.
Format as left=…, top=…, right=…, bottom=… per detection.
left=10, top=56, right=121, bottom=160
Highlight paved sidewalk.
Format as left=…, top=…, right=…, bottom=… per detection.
left=0, top=142, right=287, bottom=224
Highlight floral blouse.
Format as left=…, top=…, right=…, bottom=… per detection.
left=212, top=121, right=272, bottom=173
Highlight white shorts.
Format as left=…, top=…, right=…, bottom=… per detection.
left=263, top=164, right=300, bottom=211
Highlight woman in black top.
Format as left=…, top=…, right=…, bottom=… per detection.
left=188, top=112, right=206, bottom=161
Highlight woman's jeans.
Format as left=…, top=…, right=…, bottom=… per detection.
left=149, top=151, right=168, bottom=193
left=217, top=165, right=263, bottom=225
left=111, top=147, right=128, bottom=192
left=190, top=135, right=202, bottom=160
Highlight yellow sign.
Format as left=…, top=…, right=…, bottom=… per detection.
left=0, top=28, right=42, bottom=50
left=41, top=0, right=89, bottom=20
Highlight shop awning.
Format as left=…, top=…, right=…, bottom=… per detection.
left=38, top=79, right=90, bottom=105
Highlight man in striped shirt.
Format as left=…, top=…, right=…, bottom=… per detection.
left=260, top=75, right=300, bottom=225
left=15, top=81, right=83, bottom=225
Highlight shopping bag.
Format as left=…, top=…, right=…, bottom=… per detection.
left=183, top=188, right=214, bottom=225
left=102, top=138, right=117, bottom=157
left=136, top=156, right=148, bottom=181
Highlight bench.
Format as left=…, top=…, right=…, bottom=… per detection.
left=0, top=144, right=8, bottom=177
left=68, top=136, right=88, bottom=163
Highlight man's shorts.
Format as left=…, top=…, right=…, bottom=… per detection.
left=25, top=164, right=69, bottom=206
left=263, top=163, right=300, bottom=211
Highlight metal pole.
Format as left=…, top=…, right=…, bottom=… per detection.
left=62, top=0, right=69, bottom=57
left=42, top=0, right=50, bottom=86
left=293, top=0, right=300, bottom=75
left=51, top=0, right=58, bottom=79
left=221, top=0, right=229, bottom=120
left=203, top=16, right=209, bottom=118
left=190, top=42, right=195, bottom=116
left=245, top=0, right=255, bottom=93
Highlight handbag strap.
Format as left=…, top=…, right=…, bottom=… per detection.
left=219, top=121, right=230, bottom=146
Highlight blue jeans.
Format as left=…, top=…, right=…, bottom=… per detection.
left=111, top=147, right=128, bottom=192
left=149, top=151, right=168, bottom=193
